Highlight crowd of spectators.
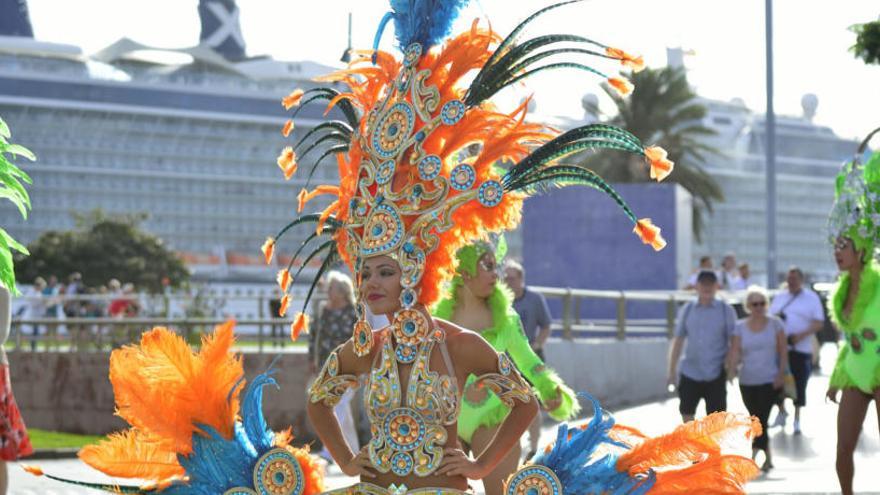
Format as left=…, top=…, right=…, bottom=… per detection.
left=15, top=272, right=141, bottom=351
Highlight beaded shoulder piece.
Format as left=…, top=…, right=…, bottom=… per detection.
left=308, top=348, right=360, bottom=407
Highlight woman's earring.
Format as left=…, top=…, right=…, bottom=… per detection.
left=352, top=301, right=373, bottom=357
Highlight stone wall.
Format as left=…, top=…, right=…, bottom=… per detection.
left=544, top=338, right=669, bottom=410
left=9, top=349, right=315, bottom=437
left=10, top=338, right=669, bottom=435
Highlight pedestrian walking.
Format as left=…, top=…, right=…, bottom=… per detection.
left=769, top=267, right=825, bottom=434
left=727, top=286, right=787, bottom=471
left=668, top=270, right=737, bottom=422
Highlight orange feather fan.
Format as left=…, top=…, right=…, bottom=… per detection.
left=105, top=321, right=243, bottom=457
left=617, top=412, right=761, bottom=476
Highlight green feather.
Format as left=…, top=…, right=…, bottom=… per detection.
left=273, top=214, right=341, bottom=242
left=285, top=224, right=337, bottom=274
left=305, top=144, right=351, bottom=189
left=292, top=88, right=359, bottom=127
left=505, top=166, right=637, bottom=223
left=297, top=245, right=340, bottom=317
left=293, top=121, right=353, bottom=151
left=477, top=34, right=609, bottom=92
left=295, top=132, right=350, bottom=163
left=471, top=1, right=585, bottom=97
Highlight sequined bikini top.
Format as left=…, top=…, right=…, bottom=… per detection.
left=365, top=328, right=459, bottom=477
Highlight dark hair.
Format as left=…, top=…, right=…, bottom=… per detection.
left=696, top=270, right=718, bottom=284
left=699, top=255, right=712, bottom=265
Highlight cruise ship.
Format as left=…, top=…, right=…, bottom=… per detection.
left=0, top=0, right=341, bottom=286
left=695, top=94, right=860, bottom=283
left=547, top=48, right=861, bottom=286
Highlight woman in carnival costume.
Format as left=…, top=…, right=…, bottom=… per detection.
left=824, top=127, right=880, bottom=495
left=23, top=322, right=327, bottom=494
left=268, top=0, right=762, bottom=493
left=432, top=237, right=579, bottom=495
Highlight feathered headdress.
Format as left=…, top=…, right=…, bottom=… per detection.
left=265, top=0, right=673, bottom=359
left=828, top=126, right=880, bottom=256
left=504, top=393, right=761, bottom=494
left=23, top=322, right=324, bottom=495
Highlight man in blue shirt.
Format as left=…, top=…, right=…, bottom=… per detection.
left=667, top=270, right=737, bottom=422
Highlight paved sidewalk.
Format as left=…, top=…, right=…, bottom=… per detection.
left=11, top=346, right=878, bottom=494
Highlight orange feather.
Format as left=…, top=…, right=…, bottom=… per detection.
left=617, top=412, right=760, bottom=476
left=78, top=428, right=184, bottom=480
left=650, top=455, right=760, bottom=494
left=108, top=322, right=244, bottom=456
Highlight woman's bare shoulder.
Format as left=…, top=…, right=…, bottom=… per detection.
left=435, top=318, right=495, bottom=367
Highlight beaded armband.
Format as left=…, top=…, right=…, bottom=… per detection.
left=308, top=350, right=359, bottom=407
left=472, top=353, right=534, bottom=407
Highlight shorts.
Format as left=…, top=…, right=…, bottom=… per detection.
left=678, top=371, right=727, bottom=416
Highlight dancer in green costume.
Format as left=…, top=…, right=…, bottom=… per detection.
left=433, top=238, right=578, bottom=495
left=825, top=129, right=880, bottom=495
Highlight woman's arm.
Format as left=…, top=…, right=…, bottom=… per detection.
left=505, top=314, right=579, bottom=420
left=726, top=334, right=741, bottom=380
left=305, top=339, right=374, bottom=477
left=438, top=332, right=538, bottom=478
left=774, top=325, right=788, bottom=388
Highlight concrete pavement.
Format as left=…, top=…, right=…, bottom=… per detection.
left=10, top=346, right=878, bottom=494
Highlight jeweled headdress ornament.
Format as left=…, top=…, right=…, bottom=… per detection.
left=265, top=0, right=674, bottom=359
left=828, top=126, right=880, bottom=256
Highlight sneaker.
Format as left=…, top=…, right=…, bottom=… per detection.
left=793, top=419, right=802, bottom=435
left=771, top=410, right=788, bottom=428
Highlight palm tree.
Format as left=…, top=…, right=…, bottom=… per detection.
left=581, top=66, right=723, bottom=241
left=0, top=116, right=34, bottom=294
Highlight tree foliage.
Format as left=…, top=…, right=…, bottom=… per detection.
left=0, top=116, right=34, bottom=294
left=581, top=67, right=724, bottom=241
left=15, top=212, right=190, bottom=293
left=851, top=18, right=880, bottom=66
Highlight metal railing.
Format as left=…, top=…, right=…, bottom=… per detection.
left=7, top=288, right=765, bottom=352
left=530, top=286, right=763, bottom=340
left=7, top=317, right=301, bottom=354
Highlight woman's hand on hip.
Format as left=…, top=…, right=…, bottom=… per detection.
left=339, top=447, right=377, bottom=478
left=435, top=448, right=488, bottom=479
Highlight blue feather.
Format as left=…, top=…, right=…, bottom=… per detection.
left=374, top=0, right=471, bottom=54
left=530, top=393, right=656, bottom=494
left=241, top=370, right=280, bottom=453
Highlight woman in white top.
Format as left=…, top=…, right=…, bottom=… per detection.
left=727, top=286, right=787, bottom=471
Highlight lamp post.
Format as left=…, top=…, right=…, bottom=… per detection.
left=765, top=0, right=777, bottom=286
left=340, top=12, right=353, bottom=63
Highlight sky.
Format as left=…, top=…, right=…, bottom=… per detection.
left=25, top=0, right=880, bottom=141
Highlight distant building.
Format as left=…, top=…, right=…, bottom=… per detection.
left=0, top=0, right=342, bottom=283
left=695, top=94, right=859, bottom=284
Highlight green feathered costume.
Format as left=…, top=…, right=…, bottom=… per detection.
left=432, top=240, right=579, bottom=444
left=827, top=147, right=880, bottom=394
